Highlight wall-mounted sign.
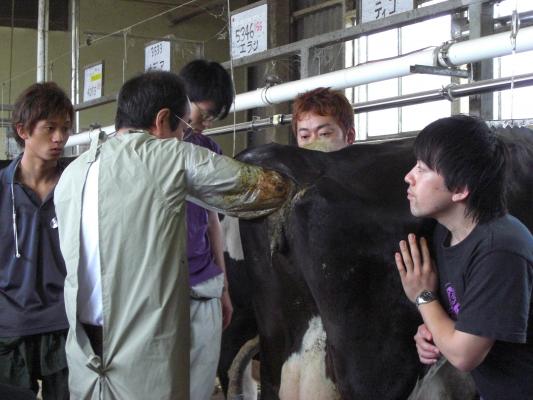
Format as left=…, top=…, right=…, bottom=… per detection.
left=361, top=0, right=414, bottom=24
left=145, top=40, right=171, bottom=71
left=83, top=62, right=103, bottom=102
left=230, top=1, right=267, bottom=60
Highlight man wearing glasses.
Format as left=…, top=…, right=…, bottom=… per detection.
left=179, top=59, right=235, bottom=400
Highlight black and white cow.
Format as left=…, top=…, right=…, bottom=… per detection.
left=218, top=125, right=533, bottom=400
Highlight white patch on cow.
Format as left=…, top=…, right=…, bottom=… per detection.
left=221, top=216, right=244, bottom=261
left=279, top=317, right=340, bottom=400
left=241, top=361, right=259, bottom=400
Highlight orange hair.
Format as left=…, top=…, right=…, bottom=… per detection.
left=291, top=87, right=354, bottom=137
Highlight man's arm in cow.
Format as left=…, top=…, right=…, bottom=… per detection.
left=207, top=210, right=233, bottom=330
left=395, top=234, right=494, bottom=372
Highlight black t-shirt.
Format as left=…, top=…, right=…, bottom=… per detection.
left=434, top=215, right=533, bottom=400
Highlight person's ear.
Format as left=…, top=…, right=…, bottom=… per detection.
left=152, top=108, right=171, bottom=138
left=16, top=123, right=29, bottom=142
left=452, top=186, right=469, bottom=202
left=346, top=127, right=355, bottom=144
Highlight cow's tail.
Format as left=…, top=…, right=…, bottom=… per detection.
left=227, top=335, right=260, bottom=400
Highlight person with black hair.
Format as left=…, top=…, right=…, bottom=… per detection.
left=0, top=82, right=73, bottom=399
left=179, top=59, right=235, bottom=400
left=53, top=70, right=291, bottom=399
left=180, top=59, right=233, bottom=127
left=395, top=115, right=533, bottom=400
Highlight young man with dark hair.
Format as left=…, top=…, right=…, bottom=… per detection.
left=0, top=82, right=73, bottom=399
left=395, top=115, right=533, bottom=399
left=179, top=59, right=235, bottom=400
left=180, top=59, right=233, bottom=127
left=292, top=87, right=355, bottom=151
left=54, top=70, right=291, bottom=399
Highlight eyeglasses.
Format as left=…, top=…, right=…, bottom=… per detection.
left=173, top=112, right=194, bottom=137
left=192, top=102, right=220, bottom=122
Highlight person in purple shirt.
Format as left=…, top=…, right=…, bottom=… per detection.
left=179, top=59, right=234, bottom=400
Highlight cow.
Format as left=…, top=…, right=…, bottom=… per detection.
left=218, top=125, right=533, bottom=399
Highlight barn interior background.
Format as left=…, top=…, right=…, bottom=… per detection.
left=1, top=0, right=533, bottom=157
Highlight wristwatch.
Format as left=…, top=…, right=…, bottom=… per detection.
left=415, top=290, right=437, bottom=307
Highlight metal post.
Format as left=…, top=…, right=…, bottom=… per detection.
left=469, top=2, right=494, bottom=119
left=37, top=0, right=49, bottom=82
left=71, top=0, right=80, bottom=132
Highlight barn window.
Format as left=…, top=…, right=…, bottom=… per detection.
left=345, top=0, right=533, bottom=140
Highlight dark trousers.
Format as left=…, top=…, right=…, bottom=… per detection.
left=0, top=330, right=69, bottom=400
left=82, top=323, right=103, bottom=359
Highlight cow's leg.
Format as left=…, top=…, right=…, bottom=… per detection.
left=219, top=216, right=259, bottom=396
left=279, top=317, right=340, bottom=400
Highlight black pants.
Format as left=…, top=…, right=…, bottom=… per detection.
left=0, top=330, right=69, bottom=400
left=82, top=323, right=103, bottom=359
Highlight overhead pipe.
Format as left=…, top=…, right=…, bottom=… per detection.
left=66, top=26, right=533, bottom=148
left=67, top=72, right=533, bottom=146
left=232, top=25, right=533, bottom=112
left=202, top=72, right=533, bottom=136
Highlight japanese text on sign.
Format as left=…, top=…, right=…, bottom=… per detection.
left=231, top=2, right=267, bottom=60
left=361, top=0, right=413, bottom=24
left=83, top=63, right=103, bottom=102
left=145, top=41, right=171, bottom=71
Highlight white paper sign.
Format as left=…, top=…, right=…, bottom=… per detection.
left=145, top=41, right=171, bottom=71
left=83, top=63, right=103, bottom=102
left=361, top=0, right=413, bottom=23
left=231, top=2, right=267, bottom=59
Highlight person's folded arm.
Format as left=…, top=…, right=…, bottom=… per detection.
left=419, top=301, right=494, bottom=371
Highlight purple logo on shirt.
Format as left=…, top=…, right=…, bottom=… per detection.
left=445, top=283, right=461, bottom=318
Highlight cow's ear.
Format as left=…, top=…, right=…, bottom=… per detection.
left=452, top=186, right=469, bottom=202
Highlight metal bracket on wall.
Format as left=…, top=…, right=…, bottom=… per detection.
left=410, top=64, right=469, bottom=79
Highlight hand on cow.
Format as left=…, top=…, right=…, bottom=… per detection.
left=395, top=234, right=438, bottom=303
left=221, top=287, right=234, bottom=330
left=414, top=324, right=441, bottom=364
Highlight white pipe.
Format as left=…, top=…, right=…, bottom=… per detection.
left=233, top=25, right=533, bottom=112
left=443, top=24, right=533, bottom=65
left=37, top=0, right=49, bottom=82
left=234, top=48, right=438, bottom=111
left=66, top=25, right=533, bottom=148
left=67, top=125, right=116, bottom=148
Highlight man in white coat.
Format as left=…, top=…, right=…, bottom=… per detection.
left=54, top=70, right=291, bottom=400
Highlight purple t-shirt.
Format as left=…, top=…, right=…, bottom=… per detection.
left=184, top=132, right=224, bottom=287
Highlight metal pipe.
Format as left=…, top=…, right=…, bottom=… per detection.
left=37, top=0, right=49, bottom=82
left=65, top=72, right=533, bottom=147
left=232, top=25, right=533, bottom=112
left=71, top=0, right=80, bottom=131
left=204, top=72, right=533, bottom=136
left=442, top=23, right=533, bottom=66
left=233, top=48, right=438, bottom=112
